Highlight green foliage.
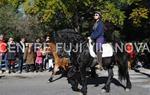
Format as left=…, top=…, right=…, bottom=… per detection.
left=0, top=0, right=6, bottom=5
left=3, top=0, right=145, bottom=27
left=100, top=1, right=126, bottom=26
left=21, top=0, right=72, bottom=22
left=119, top=0, right=141, bottom=5
left=129, top=7, right=149, bottom=27
left=0, top=4, right=19, bottom=38
left=0, top=3, right=46, bottom=41
left=0, top=0, right=149, bottom=41
left=16, top=0, right=132, bottom=26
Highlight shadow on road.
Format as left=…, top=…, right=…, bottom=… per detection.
left=50, top=75, right=64, bottom=82
left=139, top=72, right=150, bottom=78
left=134, top=69, right=150, bottom=78
left=87, top=76, right=126, bottom=89
left=48, top=71, right=68, bottom=82
left=0, top=75, right=5, bottom=79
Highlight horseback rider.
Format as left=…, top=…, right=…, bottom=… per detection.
left=90, top=11, right=105, bottom=70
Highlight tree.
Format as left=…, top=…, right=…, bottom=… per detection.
left=123, top=0, right=150, bottom=41
left=0, top=4, right=20, bottom=39
left=1, top=0, right=149, bottom=41
left=129, top=1, right=149, bottom=27
left=7, top=0, right=131, bottom=29
left=0, top=3, right=46, bottom=41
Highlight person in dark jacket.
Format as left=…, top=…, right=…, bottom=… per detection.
left=17, top=37, right=25, bottom=73
left=90, top=12, right=105, bottom=70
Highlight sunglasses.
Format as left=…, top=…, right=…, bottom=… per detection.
left=94, top=14, right=99, bottom=16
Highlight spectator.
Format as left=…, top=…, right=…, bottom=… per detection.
left=34, top=38, right=42, bottom=53
left=7, top=37, right=16, bottom=73
left=0, top=34, right=7, bottom=73
left=24, top=43, right=35, bottom=72
left=17, top=37, right=25, bottom=73
left=35, top=46, right=43, bottom=72
left=43, top=36, right=50, bottom=70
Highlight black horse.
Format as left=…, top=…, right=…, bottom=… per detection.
left=67, top=39, right=132, bottom=95
left=50, top=29, right=131, bottom=95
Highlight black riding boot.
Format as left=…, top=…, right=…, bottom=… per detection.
left=97, top=51, right=103, bottom=70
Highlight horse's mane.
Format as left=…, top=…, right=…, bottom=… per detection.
left=55, top=29, right=85, bottom=43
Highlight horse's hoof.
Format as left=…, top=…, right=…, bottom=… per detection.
left=101, top=89, right=106, bottom=93
left=48, top=80, right=52, bottom=83
left=72, top=87, right=80, bottom=92
left=81, top=93, right=87, bottom=95
left=48, top=78, right=53, bottom=82
left=125, top=88, right=130, bottom=92
left=80, top=89, right=87, bottom=95
left=48, top=81, right=50, bottom=83
left=48, top=80, right=53, bottom=82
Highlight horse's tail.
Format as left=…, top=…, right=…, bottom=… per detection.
left=117, top=54, right=128, bottom=81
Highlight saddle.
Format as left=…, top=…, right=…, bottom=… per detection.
left=88, top=37, right=114, bottom=58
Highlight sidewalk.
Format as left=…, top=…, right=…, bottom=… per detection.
left=1, top=67, right=149, bottom=78
left=0, top=71, right=52, bottom=78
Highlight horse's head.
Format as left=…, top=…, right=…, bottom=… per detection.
left=44, top=43, right=56, bottom=54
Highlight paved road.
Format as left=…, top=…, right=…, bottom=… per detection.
left=0, top=67, right=150, bottom=95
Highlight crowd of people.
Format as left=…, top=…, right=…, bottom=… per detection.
left=0, top=34, right=53, bottom=74
left=0, top=33, right=150, bottom=75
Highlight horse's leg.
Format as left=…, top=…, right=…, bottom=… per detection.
left=48, top=65, right=58, bottom=82
left=117, top=54, right=132, bottom=91
left=90, top=67, right=99, bottom=87
left=90, top=67, right=98, bottom=78
left=80, top=66, right=87, bottom=95
left=68, top=77, right=80, bottom=91
left=102, top=66, right=114, bottom=92
left=125, top=69, right=132, bottom=91
left=67, top=66, right=79, bottom=91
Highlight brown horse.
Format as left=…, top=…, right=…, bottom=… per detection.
left=47, top=43, right=70, bottom=82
